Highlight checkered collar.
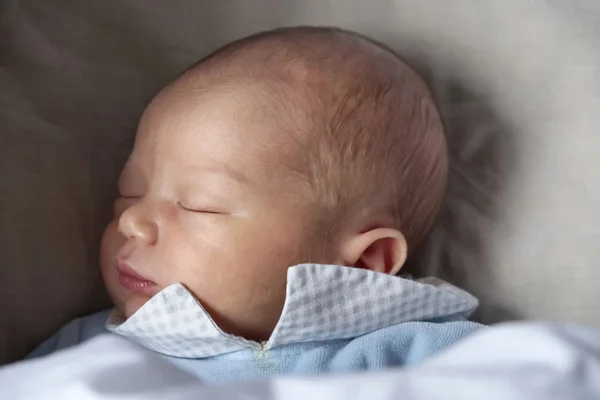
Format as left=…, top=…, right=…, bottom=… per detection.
left=106, top=264, right=478, bottom=359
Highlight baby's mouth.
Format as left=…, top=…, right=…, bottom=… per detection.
left=115, top=260, right=160, bottom=296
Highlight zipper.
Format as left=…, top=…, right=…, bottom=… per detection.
left=252, top=341, right=275, bottom=375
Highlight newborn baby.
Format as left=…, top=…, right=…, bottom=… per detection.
left=29, top=27, right=482, bottom=382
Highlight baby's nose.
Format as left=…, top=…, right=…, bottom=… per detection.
left=118, top=200, right=159, bottom=245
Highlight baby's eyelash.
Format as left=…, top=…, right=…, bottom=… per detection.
left=177, top=201, right=222, bottom=214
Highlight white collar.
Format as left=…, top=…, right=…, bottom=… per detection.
left=106, top=264, right=478, bottom=358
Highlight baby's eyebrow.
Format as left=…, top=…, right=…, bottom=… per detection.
left=187, top=164, right=251, bottom=188
left=213, top=165, right=250, bottom=186
left=117, top=161, right=252, bottom=192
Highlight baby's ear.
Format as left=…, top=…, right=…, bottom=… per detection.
left=339, top=228, right=407, bottom=275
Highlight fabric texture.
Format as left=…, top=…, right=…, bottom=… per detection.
left=5, top=323, right=600, bottom=399
left=28, top=264, right=481, bottom=383
left=30, top=312, right=483, bottom=384
left=1, top=0, right=600, bottom=364
left=107, top=264, right=477, bottom=358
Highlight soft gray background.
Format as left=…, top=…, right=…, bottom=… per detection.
left=1, top=0, right=599, bottom=364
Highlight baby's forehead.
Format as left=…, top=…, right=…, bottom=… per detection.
left=130, top=84, right=312, bottom=186
left=156, top=84, right=309, bottom=150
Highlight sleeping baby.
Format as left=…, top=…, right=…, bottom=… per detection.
left=29, top=26, right=483, bottom=383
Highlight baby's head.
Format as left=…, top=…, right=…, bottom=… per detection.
left=100, top=27, right=447, bottom=341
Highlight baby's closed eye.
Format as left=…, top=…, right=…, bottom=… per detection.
left=113, top=195, right=229, bottom=217
left=177, top=201, right=225, bottom=215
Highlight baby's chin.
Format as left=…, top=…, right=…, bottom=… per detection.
left=122, top=295, right=153, bottom=319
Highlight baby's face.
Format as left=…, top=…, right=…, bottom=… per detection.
left=100, top=86, right=331, bottom=340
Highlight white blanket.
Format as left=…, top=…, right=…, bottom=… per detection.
left=2, top=323, right=599, bottom=400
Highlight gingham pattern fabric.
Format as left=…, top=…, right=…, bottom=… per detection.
left=106, top=264, right=478, bottom=358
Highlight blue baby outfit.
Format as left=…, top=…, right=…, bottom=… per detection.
left=30, top=264, right=483, bottom=383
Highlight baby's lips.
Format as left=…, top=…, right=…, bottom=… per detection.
left=115, top=258, right=156, bottom=284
